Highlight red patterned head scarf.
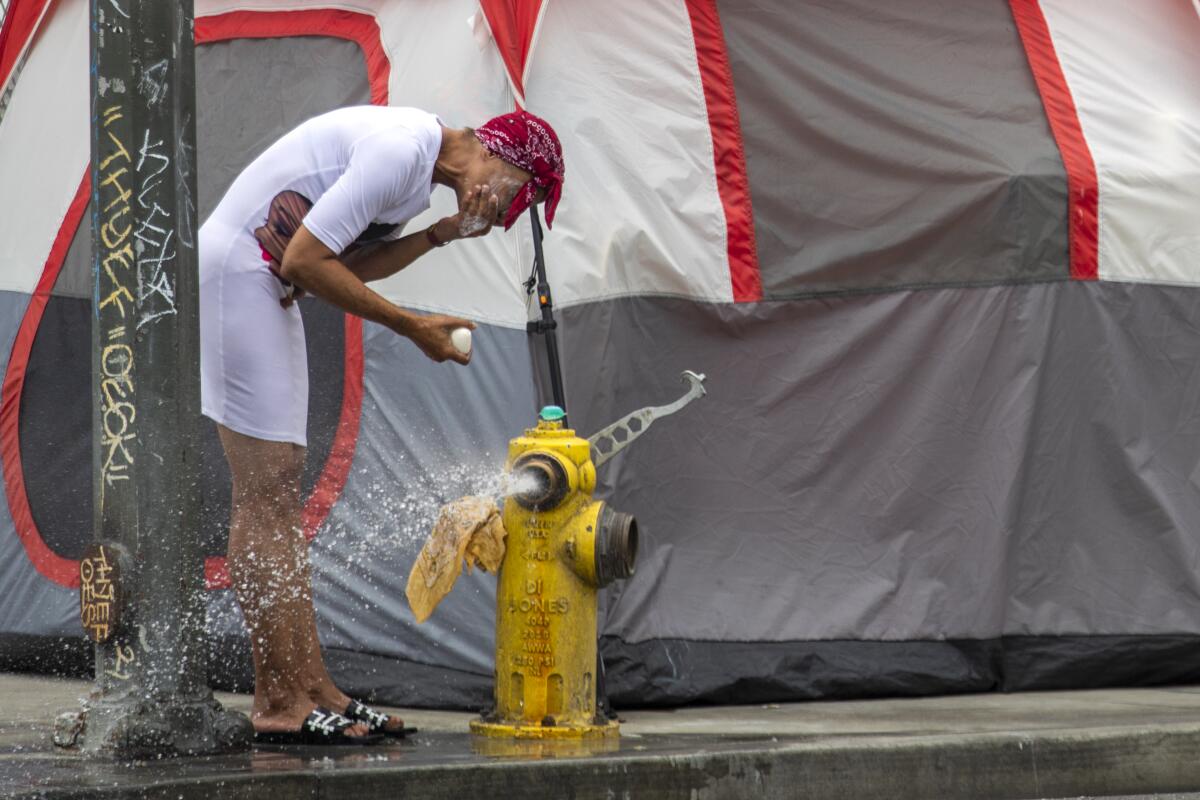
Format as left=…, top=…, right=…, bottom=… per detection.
left=474, top=110, right=565, bottom=229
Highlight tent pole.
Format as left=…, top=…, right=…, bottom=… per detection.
left=58, top=0, right=251, bottom=757
left=527, top=207, right=569, bottom=423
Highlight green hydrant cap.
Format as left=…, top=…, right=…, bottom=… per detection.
left=539, top=405, right=566, bottom=422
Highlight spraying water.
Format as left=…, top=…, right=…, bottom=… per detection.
left=505, top=470, right=542, bottom=498
left=323, top=459, right=542, bottom=566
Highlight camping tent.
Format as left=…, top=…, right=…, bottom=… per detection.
left=2, top=0, right=1200, bottom=709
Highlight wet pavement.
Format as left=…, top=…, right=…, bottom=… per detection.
left=7, top=673, right=1200, bottom=798
left=2, top=729, right=799, bottom=799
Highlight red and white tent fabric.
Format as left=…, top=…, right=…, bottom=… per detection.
left=1014, top=0, right=1200, bottom=283
left=2, top=0, right=1200, bottom=708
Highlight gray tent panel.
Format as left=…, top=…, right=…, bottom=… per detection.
left=548, top=282, right=1200, bottom=700
left=720, top=0, right=1069, bottom=297
left=195, top=36, right=373, bottom=219
left=601, top=634, right=1200, bottom=706
left=0, top=291, right=79, bottom=643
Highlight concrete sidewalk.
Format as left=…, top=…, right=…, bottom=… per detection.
left=5, top=673, right=1200, bottom=798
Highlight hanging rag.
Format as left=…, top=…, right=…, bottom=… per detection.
left=405, top=495, right=508, bottom=623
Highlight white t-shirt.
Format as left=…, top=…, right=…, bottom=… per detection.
left=206, top=106, right=443, bottom=258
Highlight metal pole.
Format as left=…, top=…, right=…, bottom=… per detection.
left=55, top=0, right=250, bottom=757
left=527, top=207, right=569, bottom=423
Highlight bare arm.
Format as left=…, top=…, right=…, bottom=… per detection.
left=343, top=226, right=439, bottom=283
left=344, top=184, right=501, bottom=283
left=280, top=225, right=476, bottom=364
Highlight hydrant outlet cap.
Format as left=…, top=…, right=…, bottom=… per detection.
left=539, top=405, right=566, bottom=422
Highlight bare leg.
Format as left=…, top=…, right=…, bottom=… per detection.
left=217, top=424, right=367, bottom=736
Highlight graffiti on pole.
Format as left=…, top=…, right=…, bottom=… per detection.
left=94, top=40, right=180, bottom=504
left=134, top=126, right=178, bottom=331
left=80, top=544, right=121, bottom=643
left=96, top=103, right=137, bottom=501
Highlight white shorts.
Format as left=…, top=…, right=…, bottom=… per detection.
left=199, top=218, right=309, bottom=447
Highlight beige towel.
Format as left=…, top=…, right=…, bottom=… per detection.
left=405, top=495, right=508, bottom=623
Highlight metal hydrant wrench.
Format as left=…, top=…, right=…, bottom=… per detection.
left=587, top=371, right=708, bottom=468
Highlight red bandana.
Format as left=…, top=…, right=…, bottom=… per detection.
left=474, top=110, right=565, bottom=229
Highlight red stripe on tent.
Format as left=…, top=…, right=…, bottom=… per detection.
left=196, top=10, right=386, bottom=590
left=684, top=0, right=761, bottom=302
left=477, top=0, right=544, bottom=106
left=195, top=10, right=391, bottom=106
left=204, top=557, right=229, bottom=591
left=1009, top=0, right=1099, bottom=280
left=0, top=175, right=90, bottom=588
left=0, top=0, right=53, bottom=95
left=300, top=317, right=364, bottom=539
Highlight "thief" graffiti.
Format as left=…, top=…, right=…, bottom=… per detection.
left=96, top=103, right=137, bottom=499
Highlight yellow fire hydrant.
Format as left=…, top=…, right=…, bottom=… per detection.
left=470, top=405, right=638, bottom=739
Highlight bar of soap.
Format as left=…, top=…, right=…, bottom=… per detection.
left=451, top=327, right=472, bottom=355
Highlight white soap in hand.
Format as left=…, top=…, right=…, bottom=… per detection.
left=451, top=327, right=472, bottom=355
